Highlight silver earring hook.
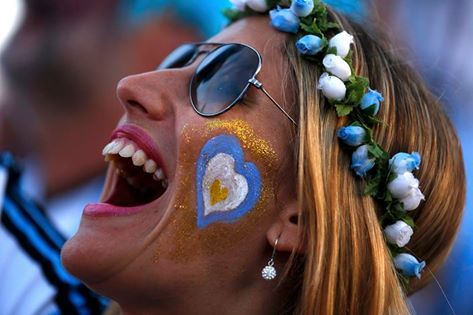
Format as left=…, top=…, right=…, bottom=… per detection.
left=261, top=237, right=280, bottom=280
left=268, top=237, right=279, bottom=266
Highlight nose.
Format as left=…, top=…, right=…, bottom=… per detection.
left=116, top=70, right=187, bottom=121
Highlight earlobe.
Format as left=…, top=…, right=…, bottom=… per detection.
left=266, top=200, right=306, bottom=254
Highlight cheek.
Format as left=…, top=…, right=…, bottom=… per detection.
left=153, top=119, right=278, bottom=262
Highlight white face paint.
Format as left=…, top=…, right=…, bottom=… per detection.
left=202, top=153, right=249, bottom=216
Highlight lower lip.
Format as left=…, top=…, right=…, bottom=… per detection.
left=83, top=203, right=147, bottom=217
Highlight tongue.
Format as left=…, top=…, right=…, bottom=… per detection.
left=106, top=175, right=139, bottom=206
left=106, top=170, right=166, bottom=207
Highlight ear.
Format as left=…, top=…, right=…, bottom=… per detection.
left=266, top=199, right=305, bottom=254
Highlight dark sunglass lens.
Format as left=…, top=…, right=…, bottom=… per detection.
left=157, top=44, right=197, bottom=70
left=191, top=45, right=259, bottom=115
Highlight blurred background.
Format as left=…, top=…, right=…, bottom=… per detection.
left=0, top=0, right=471, bottom=314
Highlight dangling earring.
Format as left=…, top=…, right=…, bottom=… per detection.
left=261, top=238, right=279, bottom=280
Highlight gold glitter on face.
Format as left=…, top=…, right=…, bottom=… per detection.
left=153, top=119, right=280, bottom=263
left=206, top=119, right=277, bottom=166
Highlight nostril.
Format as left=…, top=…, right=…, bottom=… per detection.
left=127, top=100, right=149, bottom=114
left=289, top=215, right=299, bottom=225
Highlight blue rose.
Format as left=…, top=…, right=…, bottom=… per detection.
left=296, top=35, right=324, bottom=55
left=389, top=152, right=421, bottom=174
left=351, top=144, right=375, bottom=177
left=269, top=7, right=300, bottom=34
left=337, top=126, right=367, bottom=146
left=360, top=88, right=384, bottom=115
left=290, top=0, right=314, bottom=17
left=393, top=253, right=426, bottom=279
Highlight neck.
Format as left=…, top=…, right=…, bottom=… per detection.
left=118, top=278, right=289, bottom=315
left=97, top=253, right=294, bottom=315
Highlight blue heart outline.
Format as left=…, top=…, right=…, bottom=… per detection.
left=196, top=135, right=261, bottom=229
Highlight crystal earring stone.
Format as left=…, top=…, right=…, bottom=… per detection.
left=261, top=260, right=277, bottom=280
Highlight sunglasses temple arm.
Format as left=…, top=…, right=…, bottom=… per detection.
left=249, top=78, right=297, bottom=126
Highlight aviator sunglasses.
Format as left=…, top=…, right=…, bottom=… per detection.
left=157, top=42, right=297, bottom=126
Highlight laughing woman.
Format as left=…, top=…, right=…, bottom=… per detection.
left=61, top=1, right=466, bottom=314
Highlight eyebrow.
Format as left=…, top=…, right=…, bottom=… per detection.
left=183, top=42, right=224, bottom=66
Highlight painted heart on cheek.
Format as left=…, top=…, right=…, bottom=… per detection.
left=196, top=135, right=261, bottom=229
left=203, top=153, right=249, bottom=215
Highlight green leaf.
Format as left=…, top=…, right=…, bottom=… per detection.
left=300, top=17, right=324, bottom=37
left=392, top=202, right=405, bottom=213
left=388, top=244, right=405, bottom=256
left=384, top=191, right=393, bottom=203
left=300, top=17, right=314, bottom=33
left=364, top=114, right=385, bottom=125
left=401, top=216, right=415, bottom=228
left=397, top=274, right=410, bottom=292
left=314, top=3, right=326, bottom=17
left=301, top=54, right=321, bottom=63
left=364, top=176, right=381, bottom=196
left=326, top=22, right=340, bottom=30
left=345, top=76, right=369, bottom=105
left=326, top=46, right=338, bottom=55
left=335, top=104, right=354, bottom=116
left=279, top=0, right=291, bottom=6
left=369, top=144, right=389, bottom=161
left=361, top=104, right=378, bottom=116
left=265, top=0, right=279, bottom=8
left=300, top=23, right=313, bottom=33
left=344, top=50, right=353, bottom=63
left=222, top=8, right=250, bottom=22
left=367, top=144, right=386, bottom=160
left=320, top=37, right=329, bottom=50
left=311, top=22, right=323, bottom=37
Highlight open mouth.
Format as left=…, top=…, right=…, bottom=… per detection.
left=101, top=138, right=168, bottom=207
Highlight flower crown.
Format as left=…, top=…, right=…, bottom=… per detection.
left=225, top=0, right=426, bottom=287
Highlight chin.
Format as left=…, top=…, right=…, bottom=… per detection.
left=61, top=234, right=136, bottom=303
left=60, top=194, right=174, bottom=286
left=61, top=225, right=121, bottom=286
left=61, top=124, right=178, bottom=286
left=61, top=222, right=191, bottom=307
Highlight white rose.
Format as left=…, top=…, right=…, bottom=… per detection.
left=400, top=187, right=425, bottom=211
left=329, top=31, right=354, bottom=58
left=384, top=220, right=414, bottom=247
left=323, top=54, right=352, bottom=81
left=317, top=72, right=346, bottom=101
left=230, top=0, right=247, bottom=11
left=387, top=172, right=419, bottom=199
left=246, top=0, right=268, bottom=12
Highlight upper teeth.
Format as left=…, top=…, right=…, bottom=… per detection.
left=102, top=138, right=167, bottom=184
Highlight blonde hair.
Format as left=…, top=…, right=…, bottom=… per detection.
left=285, top=10, right=466, bottom=315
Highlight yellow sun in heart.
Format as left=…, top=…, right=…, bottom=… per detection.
left=209, top=179, right=229, bottom=206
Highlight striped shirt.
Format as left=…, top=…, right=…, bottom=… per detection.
left=0, top=152, right=108, bottom=315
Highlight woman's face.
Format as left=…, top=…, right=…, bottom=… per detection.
left=62, top=16, right=297, bottom=305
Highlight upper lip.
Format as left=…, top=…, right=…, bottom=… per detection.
left=110, top=124, right=167, bottom=176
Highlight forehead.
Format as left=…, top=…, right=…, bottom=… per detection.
left=209, top=16, right=289, bottom=71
